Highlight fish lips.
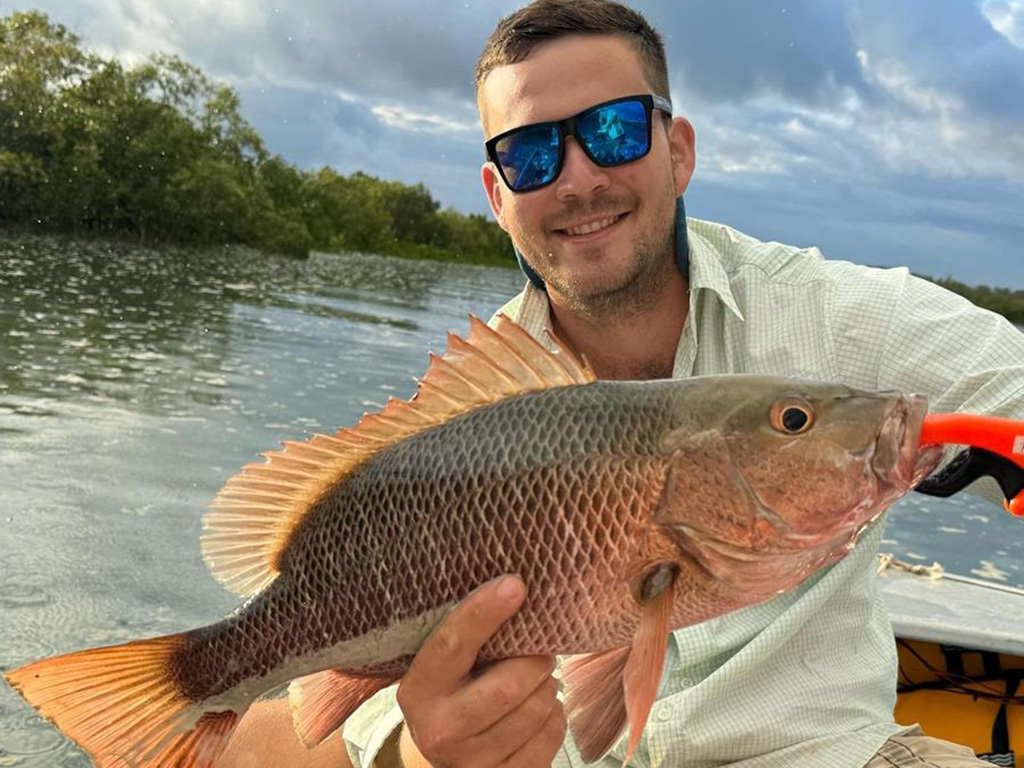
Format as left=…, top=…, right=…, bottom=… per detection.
left=872, top=394, right=943, bottom=491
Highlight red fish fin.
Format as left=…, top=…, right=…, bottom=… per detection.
left=202, top=314, right=596, bottom=598
left=149, top=711, right=239, bottom=768
left=3, top=633, right=241, bottom=768
left=621, top=571, right=676, bottom=766
left=562, top=646, right=631, bottom=762
left=288, top=669, right=396, bottom=748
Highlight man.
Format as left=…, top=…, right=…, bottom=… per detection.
left=216, top=1, right=1024, bottom=766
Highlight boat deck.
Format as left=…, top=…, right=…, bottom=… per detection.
left=879, top=559, right=1024, bottom=655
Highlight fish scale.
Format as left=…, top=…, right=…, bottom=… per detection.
left=171, top=381, right=673, bottom=708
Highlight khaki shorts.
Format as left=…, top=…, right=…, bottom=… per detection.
left=866, top=727, right=1003, bottom=767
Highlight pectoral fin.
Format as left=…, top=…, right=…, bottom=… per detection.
left=563, top=564, right=677, bottom=765
left=622, top=565, right=676, bottom=764
left=562, top=646, right=631, bottom=762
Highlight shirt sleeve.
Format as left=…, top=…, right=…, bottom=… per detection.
left=341, top=685, right=405, bottom=768
left=877, top=273, right=1022, bottom=410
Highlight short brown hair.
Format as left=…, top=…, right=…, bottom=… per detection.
left=475, top=0, right=670, bottom=129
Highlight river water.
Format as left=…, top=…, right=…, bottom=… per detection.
left=0, top=234, right=1021, bottom=765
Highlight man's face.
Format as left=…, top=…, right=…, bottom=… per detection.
left=479, top=34, right=695, bottom=319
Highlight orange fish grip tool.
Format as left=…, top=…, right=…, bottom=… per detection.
left=915, top=413, right=1024, bottom=517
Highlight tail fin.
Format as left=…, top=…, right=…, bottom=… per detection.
left=4, top=633, right=240, bottom=768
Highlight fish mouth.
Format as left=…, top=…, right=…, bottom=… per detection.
left=872, top=394, right=943, bottom=491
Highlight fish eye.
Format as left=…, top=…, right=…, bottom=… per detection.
left=770, top=399, right=814, bottom=434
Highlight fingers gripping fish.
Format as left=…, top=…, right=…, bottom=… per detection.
left=3, top=315, right=943, bottom=767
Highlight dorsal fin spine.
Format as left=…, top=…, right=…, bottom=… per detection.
left=253, top=467, right=320, bottom=479
left=482, top=330, right=547, bottom=387
left=416, top=379, right=462, bottom=406
left=430, top=356, right=490, bottom=398
left=451, top=335, right=521, bottom=388
left=283, top=448, right=337, bottom=461
left=505, top=344, right=549, bottom=385
left=231, top=479, right=304, bottom=491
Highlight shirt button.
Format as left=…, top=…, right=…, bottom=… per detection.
left=657, top=705, right=673, bottom=721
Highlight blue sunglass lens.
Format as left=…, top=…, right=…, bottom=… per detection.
left=578, top=100, right=649, bottom=166
left=492, top=99, right=652, bottom=191
left=494, top=124, right=560, bottom=192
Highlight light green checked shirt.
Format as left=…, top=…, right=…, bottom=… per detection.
left=343, top=217, right=1024, bottom=768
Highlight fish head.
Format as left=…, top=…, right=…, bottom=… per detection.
left=656, top=377, right=944, bottom=595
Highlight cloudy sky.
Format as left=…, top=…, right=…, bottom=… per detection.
left=9, top=0, right=1024, bottom=287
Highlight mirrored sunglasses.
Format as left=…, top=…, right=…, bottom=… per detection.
left=485, top=94, right=673, bottom=193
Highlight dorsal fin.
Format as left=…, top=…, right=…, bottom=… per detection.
left=201, top=314, right=595, bottom=597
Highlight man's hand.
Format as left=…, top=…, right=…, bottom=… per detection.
left=396, top=575, right=567, bottom=768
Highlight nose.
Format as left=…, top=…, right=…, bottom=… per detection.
left=554, top=136, right=610, bottom=202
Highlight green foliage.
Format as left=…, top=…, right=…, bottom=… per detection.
left=0, top=10, right=514, bottom=266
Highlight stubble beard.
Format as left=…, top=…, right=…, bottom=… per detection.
left=520, top=208, right=677, bottom=323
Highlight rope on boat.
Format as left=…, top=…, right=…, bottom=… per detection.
left=876, top=552, right=946, bottom=580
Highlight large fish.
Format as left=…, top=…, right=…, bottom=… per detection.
left=4, top=315, right=942, bottom=768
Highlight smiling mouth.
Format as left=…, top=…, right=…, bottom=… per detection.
left=555, top=212, right=628, bottom=238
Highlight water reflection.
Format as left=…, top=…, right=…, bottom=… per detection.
left=0, top=235, right=457, bottom=417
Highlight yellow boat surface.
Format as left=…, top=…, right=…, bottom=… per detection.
left=881, top=559, right=1024, bottom=765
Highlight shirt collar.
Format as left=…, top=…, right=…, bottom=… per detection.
left=686, top=222, right=745, bottom=322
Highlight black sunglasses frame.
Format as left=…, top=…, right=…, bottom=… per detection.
left=485, top=93, right=674, bottom=193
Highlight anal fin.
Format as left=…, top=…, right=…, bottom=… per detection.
left=152, top=711, right=240, bottom=768
left=288, top=669, right=396, bottom=748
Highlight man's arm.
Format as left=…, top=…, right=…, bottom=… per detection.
left=876, top=272, right=1024, bottom=412
left=216, top=699, right=353, bottom=768
left=839, top=267, right=1024, bottom=500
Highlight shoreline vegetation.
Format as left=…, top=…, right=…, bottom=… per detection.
left=3, top=12, right=1022, bottom=324
left=0, top=12, right=514, bottom=267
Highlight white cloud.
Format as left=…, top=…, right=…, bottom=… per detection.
left=716, top=154, right=789, bottom=174
left=783, top=118, right=814, bottom=137
left=981, top=0, right=1024, bottom=48
left=852, top=44, right=1024, bottom=182
left=676, top=88, right=798, bottom=180
left=857, top=49, right=963, bottom=116
left=371, top=104, right=478, bottom=134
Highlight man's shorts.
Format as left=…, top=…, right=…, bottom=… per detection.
left=866, top=727, right=1005, bottom=767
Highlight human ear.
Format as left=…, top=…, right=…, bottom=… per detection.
left=667, top=116, right=696, bottom=196
left=481, top=162, right=509, bottom=232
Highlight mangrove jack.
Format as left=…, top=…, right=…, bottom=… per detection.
left=3, top=315, right=943, bottom=767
